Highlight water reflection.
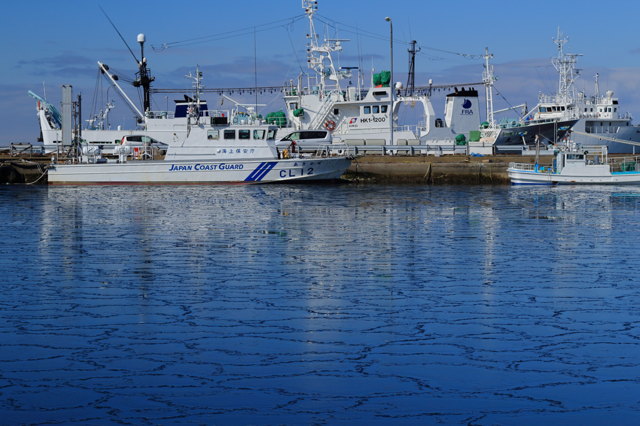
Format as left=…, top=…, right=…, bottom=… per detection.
left=0, top=184, right=639, bottom=424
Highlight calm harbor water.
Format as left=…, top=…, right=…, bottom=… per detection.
left=1, top=183, right=640, bottom=424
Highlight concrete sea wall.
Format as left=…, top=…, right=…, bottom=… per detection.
left=344, top=155, right=545, bottom=184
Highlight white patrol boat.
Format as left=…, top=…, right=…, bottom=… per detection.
left=47, top=70, right=351, bottom=185
left=508, top=145, right=640, bottom=185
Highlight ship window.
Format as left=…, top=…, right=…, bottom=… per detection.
left=561, top=106, right=565, bottom=111
left=224, top=130, right=236, bottom=140
left=253, top=130, right=266, bottom=139
left=289, top=102, right=298, bottom=110
left=372, top=106, right=380, bottom=113
left=614, top=107, right=617, bottom=112
left=267, top=129, right=277, bottom=140
left=381, top=105, right=388, bottom=113
left=590, top=108, right=594, bottom=112
left=364, top=106, right=371, bottom=114
left=207, top=130, right=219, bottom=140
left=333, top=108, right=339, bottom=115
left=540, top=107, right=547, bottom=112
left=239, top=130, right=250, bottom=140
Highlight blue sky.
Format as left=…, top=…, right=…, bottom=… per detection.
left=2, top=0, right=640, bottom=143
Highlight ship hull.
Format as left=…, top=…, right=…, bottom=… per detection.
left=48, top=157, right=351, bottom=185
left=494, top=119, right=577, bottom=150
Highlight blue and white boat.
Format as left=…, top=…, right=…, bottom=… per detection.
left=47, top=70, right=352, bottom=185
left=47, top=118, right=351, bottom=185
left=508, top=145, right=640, bottom=185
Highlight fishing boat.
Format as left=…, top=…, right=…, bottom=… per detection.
left=47, top=70, right=352, bottom=185
left=515, top=30, right=640, bottom=154
left=281, top=0, right=482, bottom=154
left=507, top=145, right=640, bottom=185
left=469, top=48, right=577, bottom=155
left=30, top=56, right=200, bottom=155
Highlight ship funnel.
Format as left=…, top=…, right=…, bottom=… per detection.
left=444, top=88, right=480, bottom=133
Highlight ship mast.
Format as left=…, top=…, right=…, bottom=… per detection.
left=133, top=33, right=155, bottom=115
left=483, top=47, right=496, bottom=127
left=302, top=0, right=348, bottom=96
left=406, top=40, right=420, bottom=96
left=552, top=29, right=581, bottom=104
left=185, top=66, right=204, bottom=121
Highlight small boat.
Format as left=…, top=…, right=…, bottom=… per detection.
left=508, top=145, right=640, bottom=185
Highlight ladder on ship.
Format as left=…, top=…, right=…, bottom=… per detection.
left=309, top=93, right=338, bottom=130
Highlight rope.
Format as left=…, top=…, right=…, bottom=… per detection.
left=152, top=15, right=305, bottom=51
left=315, top=14, right=482, bottom=59
left=22, top=161, right=48, bottom=185
left=25, top=167, right=48, bottom=185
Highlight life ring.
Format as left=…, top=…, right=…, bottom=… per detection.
left=324, top=120, right=336, bottom=131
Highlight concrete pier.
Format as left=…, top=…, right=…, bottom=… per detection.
left=344, top=155, right=548, bottom=184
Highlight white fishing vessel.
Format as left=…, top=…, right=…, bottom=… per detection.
left=47, top=70, right=352, bottom=185
left=519, top=30, right=639, bottom=154
left=479, top=45, right=577, bottom=152
left=30, top=49, right=199, bottom=155
left=280, top=0, right=482, bottom=154
left=508, top=145, right=640, bottom=185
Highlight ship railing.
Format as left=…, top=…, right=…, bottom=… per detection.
left=609, top=155, right=640, bottom=173
left=499, top=117, right=570, bottom=128
left=8, top=143, right=45, bottom=156
left=277, top=144, right=354, bottom=158
left=508, top=162, right=553, bottom=173
left=146, top=111, right=175, bottom=119
left=318, top=144, right=354, bottom=157
left=114, top=144, right=166, bottom=163
left=395, top=124, right=423, bottom=134
left=337, top=143, right=466, bottom=156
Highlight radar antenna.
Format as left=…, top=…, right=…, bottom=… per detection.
left=99, top=6, right=154, bottom=114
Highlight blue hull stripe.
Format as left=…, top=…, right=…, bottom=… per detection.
left=245, top=162, right=267, bottom=181
left=254, top=162, right=277, bottom=181
left=245, top=162, right=278, bottom=182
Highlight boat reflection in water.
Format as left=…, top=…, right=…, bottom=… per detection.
left=2, top=184, right=639, bottom=424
